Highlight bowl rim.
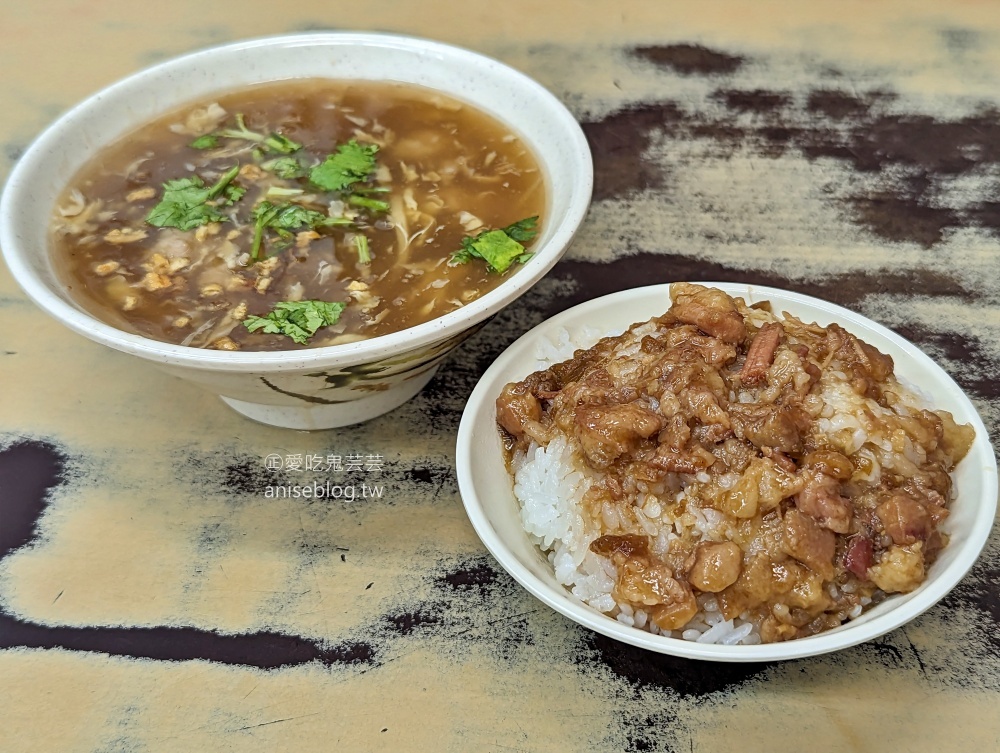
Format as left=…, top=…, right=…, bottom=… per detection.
left=456, top=281, right=999, bottom=662
left=0, top=31, right=593, bottom=370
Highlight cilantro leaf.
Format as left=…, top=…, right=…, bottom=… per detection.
left=243, top=300, right=347, bottom=345
left=249, top=200, right=351, bottom=261
left=252, top=201, right=330, bottom=230
left=449, top=237, right=477, bottom=266
left=221, top=183, right=245, bottom=205
left=265, top=186, right=305, bottom=199
left=262, top=133, right=302, bottom=155
left=354, top=234, right=371, bottom=264
left=262, top=156, right=308, bottom=179
left=452, top=230, right=524, bottom=274
left=310, top=140, right=379, bottom=192
left=348, top=194, right=390, bottom=213
left=449, top=216, right=540, bottom=274
left=146, top=177, right=226, bottom=230
left=190, top=134, right=219, bottom=150
left=146, top=165, right=241, bottom=231
left=502, top=215, right=539, bottom=243
left=216, top=113, right=302, bottom=154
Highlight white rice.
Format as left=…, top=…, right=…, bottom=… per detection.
left=514, top=449, right=765, bottom=643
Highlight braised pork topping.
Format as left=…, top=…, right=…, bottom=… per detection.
left=499, top=283, right=974, bottom=641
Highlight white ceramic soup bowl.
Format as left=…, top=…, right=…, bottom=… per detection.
left=456, top=282, right=998, bottom=661
left=0, top=33, right=593, bottom=429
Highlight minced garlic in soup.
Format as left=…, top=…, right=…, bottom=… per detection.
left=52, top=79, right=546, bottom=350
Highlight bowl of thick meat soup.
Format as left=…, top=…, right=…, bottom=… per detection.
left=456, top=283, right=997, bottom=661
left=0, top=33, right=592, bottom=428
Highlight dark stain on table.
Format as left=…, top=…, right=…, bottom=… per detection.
left=710, top=88, right=792, bottom=113
left=889, top=324, right=996, bottom=397
left=176, top=448, right=293, bottom=499
left=815, top=112, right=1000, bottom=173
left=0, top=439, right=68, bottom=558
left=631, top=44, right=744, bottom=76
left=941, top=562, right=1000, bottom=651
left=546, top=254, right=969, bottom=312
left=175, top=444, right=456, bottom=507
left=584, top=60, right=1000, bottom=248
left=581, top=103, right=683, bottom=200
left=220, top=455, right=291, bottom=497
left=805, top=89, right=895, bottom=120
left=0, top=438, right=384, bottom=670
left=581, top=632, right=768, bottom=697
left=848, top=190, right=957, bottom=248
left=402, top=465, right=452, bottom=488
left=439, top=559, right=500, bottom=594
left=427, top=555, right=543, bottom=662
left=0, top=611, right=377, bottom=669
left=384, top=609, right=441, bottom=636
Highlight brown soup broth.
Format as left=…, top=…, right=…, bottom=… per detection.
left=51, top=79, right=547, bottom=350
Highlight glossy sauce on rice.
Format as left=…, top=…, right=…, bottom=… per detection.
left=497, top=283, right=974, bottom=644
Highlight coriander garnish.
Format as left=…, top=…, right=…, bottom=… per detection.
left=146, top=164, right=243, bottom=231
left=217, top=113, right=302, bottom=154
left=310, top=140, right=379, bottom=192
left=450, top=216, right=539, bottom=274
left=249, top=201, right=352, bottom=262
left=243, top=300, right=347, bottom=345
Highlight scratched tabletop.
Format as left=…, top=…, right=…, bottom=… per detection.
left=2, top=2, right=999, bottom=751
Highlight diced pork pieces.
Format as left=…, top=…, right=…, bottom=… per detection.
left=795, top=470, right=852, bottom=533
left=500, top=283, right=971, bottom=642
left=686, top=541, right=743, bottom=593
left=876, top=491, right=934, bottom=546
left=575, top=403, right=664, bottom=468
left=496, top=382, right=541, bottom=437
left=670, top=282, right=747, bottom=344
left=740, top=322, right=783, bottom=384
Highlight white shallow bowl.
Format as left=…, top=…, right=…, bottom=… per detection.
left=0, top=33, right=593, bottom=429
left=456, top=282, right=998, bottom=662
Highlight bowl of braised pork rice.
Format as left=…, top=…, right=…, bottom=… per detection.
left=0, top=33, right=592, bottom=428
left=456, top=282, right=997, bottom=661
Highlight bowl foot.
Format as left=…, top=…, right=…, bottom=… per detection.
left=219, top=367, right=438, bottom=429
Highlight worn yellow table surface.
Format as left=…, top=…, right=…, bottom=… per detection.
left=2, top=2, right=1000, bottom=751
